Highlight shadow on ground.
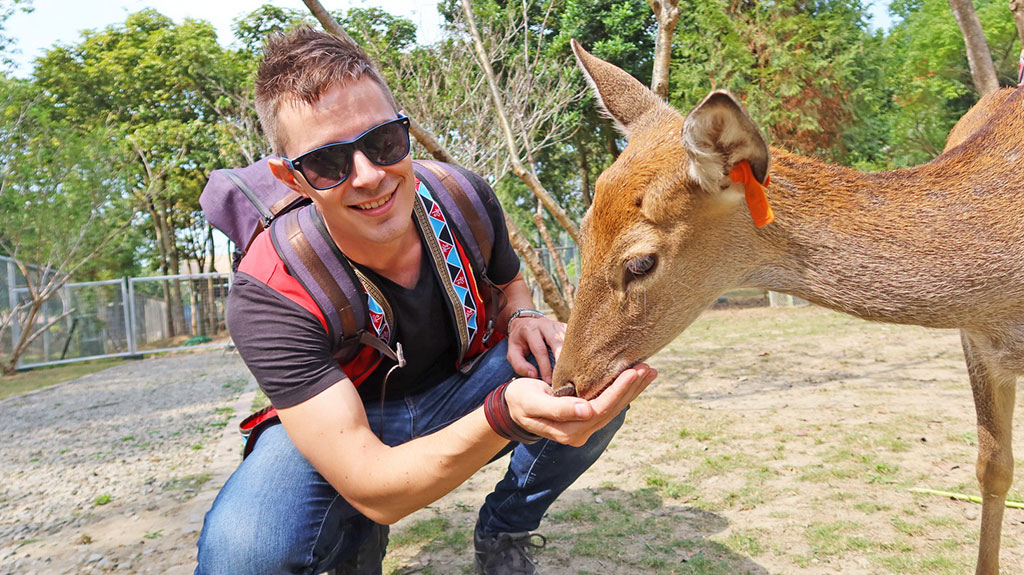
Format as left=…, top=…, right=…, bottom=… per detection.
left=387, top=486, right=767, bottom=575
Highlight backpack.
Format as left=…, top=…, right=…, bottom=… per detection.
left=200, top=157, right=502, bottom=457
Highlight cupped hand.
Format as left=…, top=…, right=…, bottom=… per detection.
left=503, top=363, right=657, bottom=447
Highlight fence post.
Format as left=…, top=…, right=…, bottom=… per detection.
left=8, top=258, right=19, bottom=351
left=121, top=277, right=132, bottom=355
left=127, top=277, right=137, bottom=355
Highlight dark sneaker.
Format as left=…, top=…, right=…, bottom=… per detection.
left=474, top=526, right=547, bottom=575
left=329, top=522, right=389, bottom=575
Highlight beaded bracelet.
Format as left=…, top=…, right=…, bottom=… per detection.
left=483, top=381, right=542, bottom=444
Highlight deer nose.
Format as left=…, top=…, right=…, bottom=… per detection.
left=553, top=383, right=576, bottom=397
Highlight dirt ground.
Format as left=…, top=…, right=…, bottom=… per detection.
left=5, top=305, right=1024, bottom=574
left=384, top=306, right=1024, bottom=574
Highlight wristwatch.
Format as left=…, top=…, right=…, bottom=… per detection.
left=506, top=308, right=546, bottom=334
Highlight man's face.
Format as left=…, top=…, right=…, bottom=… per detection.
left=273, top=77, right=416, bottom=253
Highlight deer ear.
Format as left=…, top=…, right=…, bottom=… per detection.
left=681, top=91, right=770, bottom=192
left=571, top=39, right=664, bottom=137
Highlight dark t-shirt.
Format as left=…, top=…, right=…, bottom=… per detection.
left=348, top=243, right=457, bottom=401
left=227, top=180, right=520, bottom=409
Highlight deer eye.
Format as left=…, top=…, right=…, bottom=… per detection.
left=624, top=254, right=657, bottom=284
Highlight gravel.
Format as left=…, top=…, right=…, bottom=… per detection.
left=0, top=349, right=255, bottom=575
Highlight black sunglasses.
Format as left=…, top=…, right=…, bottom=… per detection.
left=283, top=116, right=411, bottom=190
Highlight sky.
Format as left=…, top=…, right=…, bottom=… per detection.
left=5, top=0, right=445, bottom=77
left=7, top=1, right=895, bottom=78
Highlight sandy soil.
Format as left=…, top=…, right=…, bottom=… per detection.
left=386, top=306, right=1024, bottom=574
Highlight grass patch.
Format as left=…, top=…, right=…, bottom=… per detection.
left=721, top=529, right=766, bottom=556
left=0, top=357, right=123, bottom=400
left=805, top=520, right=867, bottom=556
left=222, top=376, right=248, bottom=394
left=162, top=472, right=212, bottom=491
left=388, top=517, right=470, bottom=557
left=251, top=389, right=271, bottom=412
left=644, top=469, right=698, bottom=500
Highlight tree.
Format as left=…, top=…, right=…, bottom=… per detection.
left=34, top=10, right=252, bottom=338
left=0, top=78, right=134, bottom=374
left=668, top=0, right=890, bottom=166
left=0, top=0, right=31, bottom=70
left=458, top=0, right=578, bottom=318
left=884, top=0, right=1018, bottom=164
left=648, top=0, right=681, bottom=98
left=1011, top=0, right=1024, bottom=47
left=948, top=0, right=1000, bottom=94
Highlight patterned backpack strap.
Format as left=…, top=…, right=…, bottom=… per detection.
left=413, top=160, right=502, bottom=343
left=413, top=160, right=495, bottom=268
left=269, top=205, right=400, bottom=364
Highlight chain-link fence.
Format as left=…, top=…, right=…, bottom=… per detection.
left=2, top=239, right=806, bottom=370
left=2, top=259, right=232, bottom=370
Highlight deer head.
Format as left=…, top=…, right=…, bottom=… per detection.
left=553, top=41, right=772, bottom=399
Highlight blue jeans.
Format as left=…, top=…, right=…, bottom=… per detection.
left=195, top=339, right=625, bottom=575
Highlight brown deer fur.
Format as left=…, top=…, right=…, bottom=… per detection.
left=555, top=40, right=1024, bottom=575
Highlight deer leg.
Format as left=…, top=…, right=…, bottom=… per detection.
left=962, top=331, right=1017, bottom=575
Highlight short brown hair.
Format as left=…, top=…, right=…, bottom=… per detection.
left=254, top=26, right=399, bottom=155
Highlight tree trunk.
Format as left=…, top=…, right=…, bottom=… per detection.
left=302, top=0, right=569, bottom=316
left=460, top=0, right=581, bottom=247
left=147, top=200, right=175, bottom=339
left=3, top=299, right=39, bottom=375
left=948, top=0, right=1001, bottom=95
left=1011, top=0, right=1024, bottom=48
left=577, top=136, right=592, bottom=208
left=302, top=0, right=453, bottom=163
left=161, top=202, right=186, bottom=338
left=504, top=214, right=570, bottom=322
left=205, top=223, right=216, bottom=335
left=606, top=129, right=621, bottom=158
left=647, top=0, right=681, bottom=99
left=533, top=200, right=574, bottom=307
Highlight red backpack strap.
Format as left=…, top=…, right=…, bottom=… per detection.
left=239, top=406, right=280, bottom=459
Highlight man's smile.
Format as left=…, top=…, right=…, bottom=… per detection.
left=353, top=190, right=395, bottom=211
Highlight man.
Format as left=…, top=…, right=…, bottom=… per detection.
left=196, top=27, right=656, bottom=575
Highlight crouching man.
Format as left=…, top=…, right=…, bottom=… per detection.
left=195, top=27, right=656, bottom=575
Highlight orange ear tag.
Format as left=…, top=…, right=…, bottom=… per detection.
left=729, top=160, right=774, bottom=228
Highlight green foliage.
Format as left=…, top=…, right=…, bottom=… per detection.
left=231, top=5, right=308, bottom=54
left=30, top=9, right=261, bottom=277
left=1, top=0, right=1018, bottom=288
left=669, top=0, right=893, bottom=166
left=0, top=75, right=135, bottom=277
left=0, top=0, right=31, bottom=70
left=880, top=0, right=1019, bottom=164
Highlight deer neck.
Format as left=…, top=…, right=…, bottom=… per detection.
left=744, top=147, right=1024, bottom=329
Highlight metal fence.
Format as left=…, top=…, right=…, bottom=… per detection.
left=2, top=256, right=232, bottom=370
left=1, top=239, right=806, bottom=370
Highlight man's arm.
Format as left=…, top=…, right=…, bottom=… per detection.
left=276, top=364, right=656, bottom=525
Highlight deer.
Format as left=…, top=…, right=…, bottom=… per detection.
left=552, top=40, right=1024, bottom=575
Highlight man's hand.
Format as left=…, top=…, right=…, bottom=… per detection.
left=506, top=316, right=565, bottom=383
left=502, top=364, right=657, bottom=447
